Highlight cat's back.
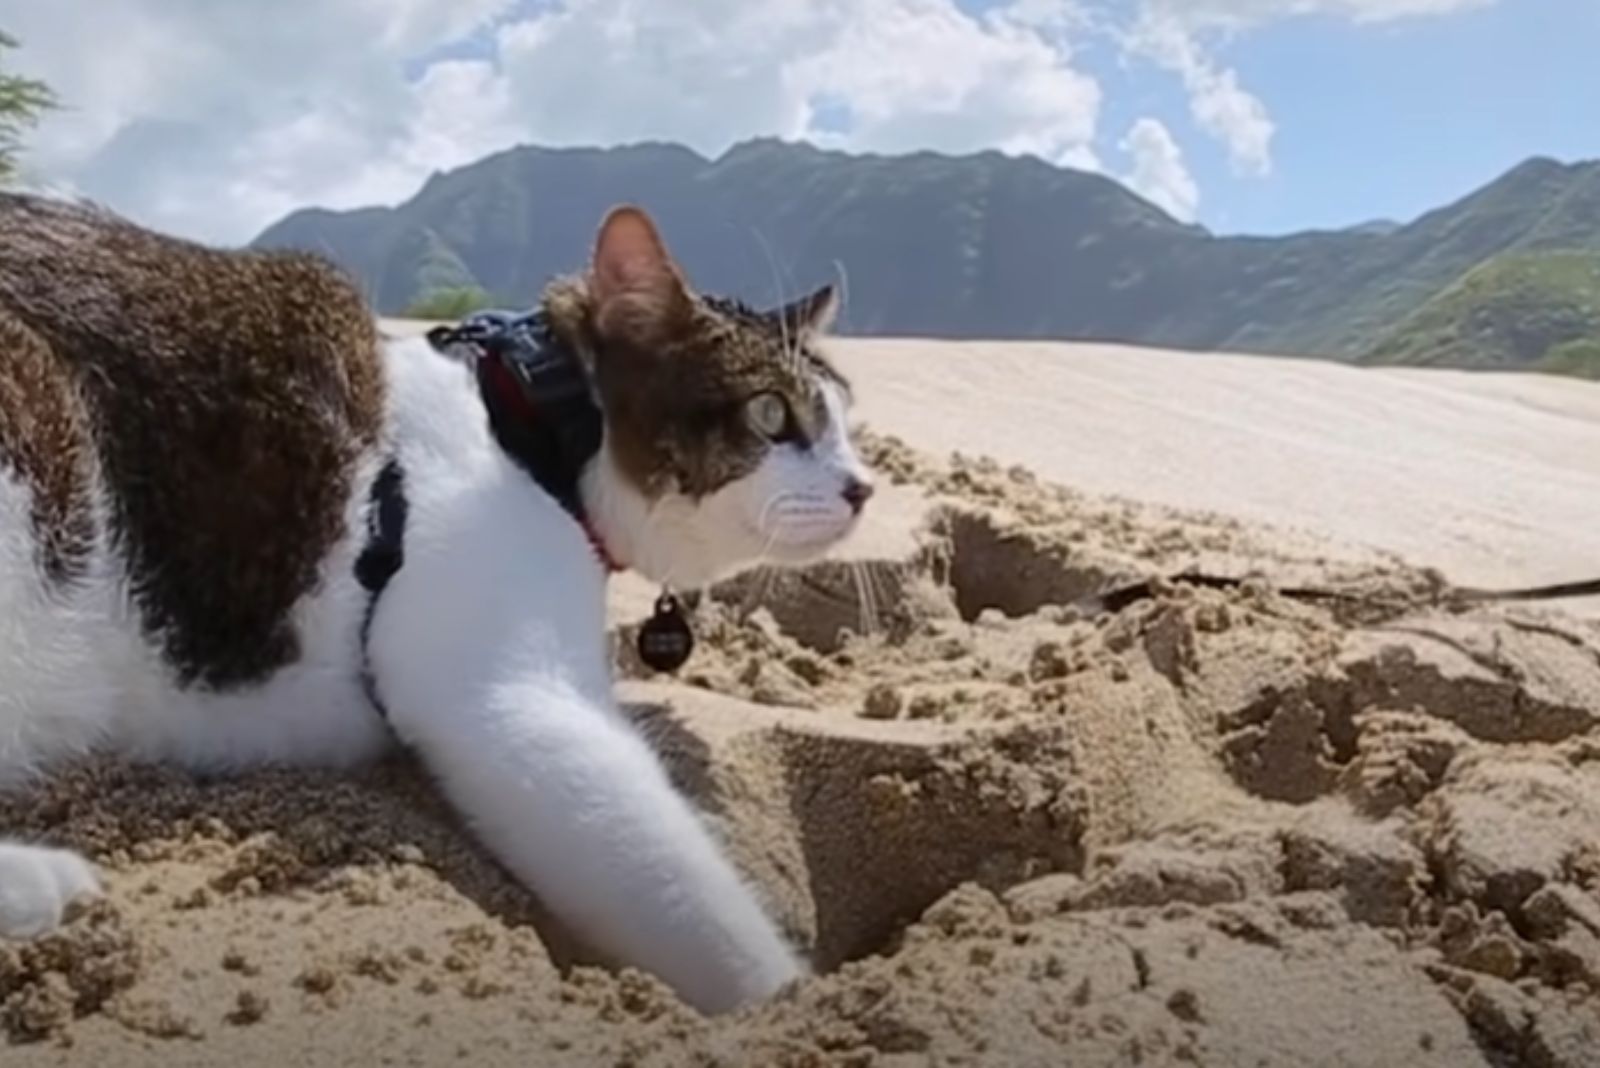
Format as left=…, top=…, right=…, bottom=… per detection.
left=0, top=193, right=391, bottom=689
left=0, top=192, right=383, bottom=430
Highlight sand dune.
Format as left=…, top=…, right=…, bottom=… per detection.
left=6, top=332, right=1600, bottom=1065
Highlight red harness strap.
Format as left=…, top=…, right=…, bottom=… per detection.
left=480, top=356, right=622, bottom=575
left=584, top=523, right=623, bottom=575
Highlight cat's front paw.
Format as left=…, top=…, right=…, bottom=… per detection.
left=0, top=843, right=101, bottom=939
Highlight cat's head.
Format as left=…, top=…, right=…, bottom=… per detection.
left=557, top=206, right=875, bottom=590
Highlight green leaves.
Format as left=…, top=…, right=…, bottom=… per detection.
left=0, top=30, right=55, bottom=184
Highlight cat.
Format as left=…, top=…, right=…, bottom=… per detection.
left=0, top=192, right=874, bottom=1014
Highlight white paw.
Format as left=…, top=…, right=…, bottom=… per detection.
left=0, top=843, right=101, bottom=939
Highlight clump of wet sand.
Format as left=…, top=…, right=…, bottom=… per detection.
left=4, top=431, right=1599, bottom=1066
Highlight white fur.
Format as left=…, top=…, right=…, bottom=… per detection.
left=0, top=842, right=98, bottom=938
left=0, top=333, right=872, bottom=1016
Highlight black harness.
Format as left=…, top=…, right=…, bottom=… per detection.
left=354, top=309, right=607, bottom=719
left=354, top=458, right=409, bottom=718
left=433, top=310, right=606, bottom=524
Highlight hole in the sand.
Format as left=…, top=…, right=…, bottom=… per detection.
left=932, top=509, right=1113, bottom=622
left=771, top=724, right=1086, bottom=972
left=1215, top=675, right=1361, bottom=806
left=694, top=506, right=1124, bottom=654
left=707, top=557, right=948, bottom=653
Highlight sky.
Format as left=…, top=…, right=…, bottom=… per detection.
left=1, top=0, right=1594, bottom=245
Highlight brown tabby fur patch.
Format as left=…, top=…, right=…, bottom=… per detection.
left=0, top=194, right=383, bottom=690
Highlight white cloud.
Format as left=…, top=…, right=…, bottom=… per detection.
left=2, top=0, right=1104, bottom=243
left=786, top=1, right=1100, bottom=161
left=1126, top=11, right=1275, bottom=176
left=433, top=0, right=1104, bottom=172
left=0, top=0, right=520, bottom=241
left=1119, top=117, right=1199, bottom=221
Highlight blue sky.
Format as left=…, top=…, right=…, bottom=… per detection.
left=8, top=0, right=1597, bottom=243
left=1013, top=0, right=1598, bottom=234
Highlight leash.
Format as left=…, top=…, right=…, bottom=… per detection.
left=1081, top=569, right=1600, bottom=615
left=1448, top=577, right=1600, bottom=603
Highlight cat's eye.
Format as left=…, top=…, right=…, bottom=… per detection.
left=746, top=392, right=792, bottom=440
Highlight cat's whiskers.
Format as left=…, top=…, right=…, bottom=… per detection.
left=735, top=494, right=790, bottom=624
left=736, top=564, right=776, bottom=625
left=749, top=224, right=803, bottom=378
left=754, top=489, right=879, bottom=640
left=868, top=562, right=890, bottom=636
left=830, top=259, right=850, bottom=325
left=638, top=493, right=686, bottom=595
left=850, top=560, right=881, bottom=640
left=847, top=560, right=869, bottom=641
left=753, top=491, right=790, bottom=554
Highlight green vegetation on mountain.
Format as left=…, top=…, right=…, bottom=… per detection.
left=1540, top=338, right=1600, bottom=380
left=1365, top=251, right=1600, bottom=370
left=402, top=285, right=497, bottom=321
left=0, top=30, right=54, bottom=184
left=253, top=140, right=1600, bottom=373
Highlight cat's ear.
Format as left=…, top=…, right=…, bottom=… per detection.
left=590, top=205, right=691, bottom=341
left=776, top=284, right=839, bottom=338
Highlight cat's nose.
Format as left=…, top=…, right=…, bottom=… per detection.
left=841, top=476, right=875, bottom=515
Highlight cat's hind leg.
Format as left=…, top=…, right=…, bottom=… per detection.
left=0, top=310, right=110, bottom=938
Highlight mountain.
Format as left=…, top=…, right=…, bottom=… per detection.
left=1366, top=250, right=1600, bottom=373
left=252, top=141, right=1600, bottom=367
left=1345, top=219, right=1403, bottom=237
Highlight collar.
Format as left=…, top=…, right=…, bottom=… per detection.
left=430, top=310, right=622, bottom=574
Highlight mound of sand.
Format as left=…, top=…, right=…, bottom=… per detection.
left=6, top=337, right=1600, bottom=1065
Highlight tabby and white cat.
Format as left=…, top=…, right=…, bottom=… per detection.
left=0, top=194, right=874, bottom=1013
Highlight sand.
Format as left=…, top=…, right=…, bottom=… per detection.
left=5, top=334, right=1600, bottom=1066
